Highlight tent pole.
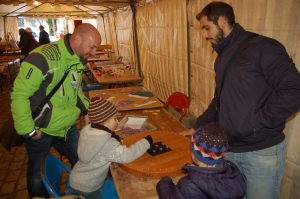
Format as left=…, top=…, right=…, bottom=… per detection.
left=130, top=4, right=142, bottom=78
left=101, top=14, right=108, bottom=44
left=186, top=0, right=191, bottom=100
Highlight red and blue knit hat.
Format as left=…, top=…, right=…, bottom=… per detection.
left=190, top=122, right=227, bottom=166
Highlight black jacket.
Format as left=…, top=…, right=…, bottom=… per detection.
left=156, top=160, right=246, bottom=199
left=193, top=24, right=300, bottom=152
left=39, top=30, right=50, bottom=45
left=18, top=32, right=36, bottom=56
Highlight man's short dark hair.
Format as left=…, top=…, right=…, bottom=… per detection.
left=196, top=1, right=235, bottom=26
left=39, top=25, right=44, bottom=29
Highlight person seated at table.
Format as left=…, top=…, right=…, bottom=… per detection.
left=69, top=97, right=153, bottom=199
left=156, top=122, right=246, bottom=199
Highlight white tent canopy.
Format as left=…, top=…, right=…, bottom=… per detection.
left=0, top=0, right=141, bottom=17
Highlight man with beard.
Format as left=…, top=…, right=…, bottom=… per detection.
left=180, top=2, right=300, bottom=199
left=10, top=23, right=101, bottom=199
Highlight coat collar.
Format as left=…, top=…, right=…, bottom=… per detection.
left=213, top=23, right=246, bottom=55
left=91, top=123, right=120, bottom=140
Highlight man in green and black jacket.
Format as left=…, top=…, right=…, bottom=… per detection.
left=11, top=23, right=101, bottom=199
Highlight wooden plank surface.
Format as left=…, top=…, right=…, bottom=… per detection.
left=111, top=107, right=189, bottom=199
left=95, top=51, right=115, bottom=54
left=87, top=54, right=111, bottom=61
left=0, top=55, right=24, bottom=62
left=88, top=62, right=142, bottom=84
left=89, top=87, right=163, bottom=111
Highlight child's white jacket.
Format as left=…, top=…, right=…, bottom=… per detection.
left=70, top=124, right=150, bottom=192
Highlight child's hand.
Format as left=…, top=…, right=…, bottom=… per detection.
left=144, top=135, right=153, bottom=146
left=84, top=114, right=90, bottom=125
left=179, top=128, right=195, bottom=136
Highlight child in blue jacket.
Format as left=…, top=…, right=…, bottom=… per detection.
left=156, top=122, right=246, bottom=199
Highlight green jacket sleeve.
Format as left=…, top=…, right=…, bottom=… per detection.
left=11, top=62, right=44, bottom=135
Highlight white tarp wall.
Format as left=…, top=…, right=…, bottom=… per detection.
left=98, top=0, right=300, bottom=198
left=113, top=7, right=136, bottom=71
left=98, top=7, right=143, bottom=77
left=0, top=17, right=18, bottom=49
left=136, top=0, right=189, bottom=99
left=0, top=17, right=4, bottom=39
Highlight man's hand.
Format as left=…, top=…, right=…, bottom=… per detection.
left=84, top=114, right=90, bottom=125
left=179, top=128, right=195, bottom=136
left=31, top=129, right=42, bottom=140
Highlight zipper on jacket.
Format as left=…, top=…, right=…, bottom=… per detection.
left=234, top=61, right=255, bottom=66
left=253, top=108, right=257, bottom=137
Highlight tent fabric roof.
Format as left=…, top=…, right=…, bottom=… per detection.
left=0, top=0, right=143, bottom=18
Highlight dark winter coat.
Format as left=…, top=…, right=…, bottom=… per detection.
left=18, top=32, right=39, bottom=56
left=193, top=24, right=300, bottom=152
left=156, top=160, right=246, bottom=199
left=39, top=30, right=50, bottom=45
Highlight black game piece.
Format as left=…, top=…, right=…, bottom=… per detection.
left=147, top=141, right=172, bottom=156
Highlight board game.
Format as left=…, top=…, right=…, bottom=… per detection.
left=119, top=131, right=192, bottom=179
left=89, top=90, right=164, bottom=111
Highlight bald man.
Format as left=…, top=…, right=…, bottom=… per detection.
left=11, top=23, right=101, bottom=199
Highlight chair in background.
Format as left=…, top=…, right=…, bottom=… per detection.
left=82, top=78, right=101, bottom=92
left=41, top=154, right=119, bottom=199
left=163, top=92, right=190, bottom=122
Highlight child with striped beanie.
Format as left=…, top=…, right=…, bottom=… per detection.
left=156, top=122, right=246, bottom=199
left=70, top=97, right=153, bottom=199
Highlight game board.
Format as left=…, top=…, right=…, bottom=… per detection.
left=89, top=88, right=164, bottom=111
left=119, top=131, right=192, bottom=179
left=114, top=99, right=134, bottom=108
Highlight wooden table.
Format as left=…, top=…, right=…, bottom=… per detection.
left=89, top=86, right=163, bottom=111
left=87, top=54, right=111, bottom=61
left=95, top=50, right=115, bottom=57
left=88, top=62, right=142, bottom=86
left=0, top=54, right=24, bottom=62
left=111, top=108, right=189, bottom=199
left=0, top=54, right=24, bottom=78
left=94, top=87, right=190, bottom=199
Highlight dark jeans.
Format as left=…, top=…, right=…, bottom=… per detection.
left=71, top=187, right=102, bottom=199
left=24, top=124, right=80, bottom=199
